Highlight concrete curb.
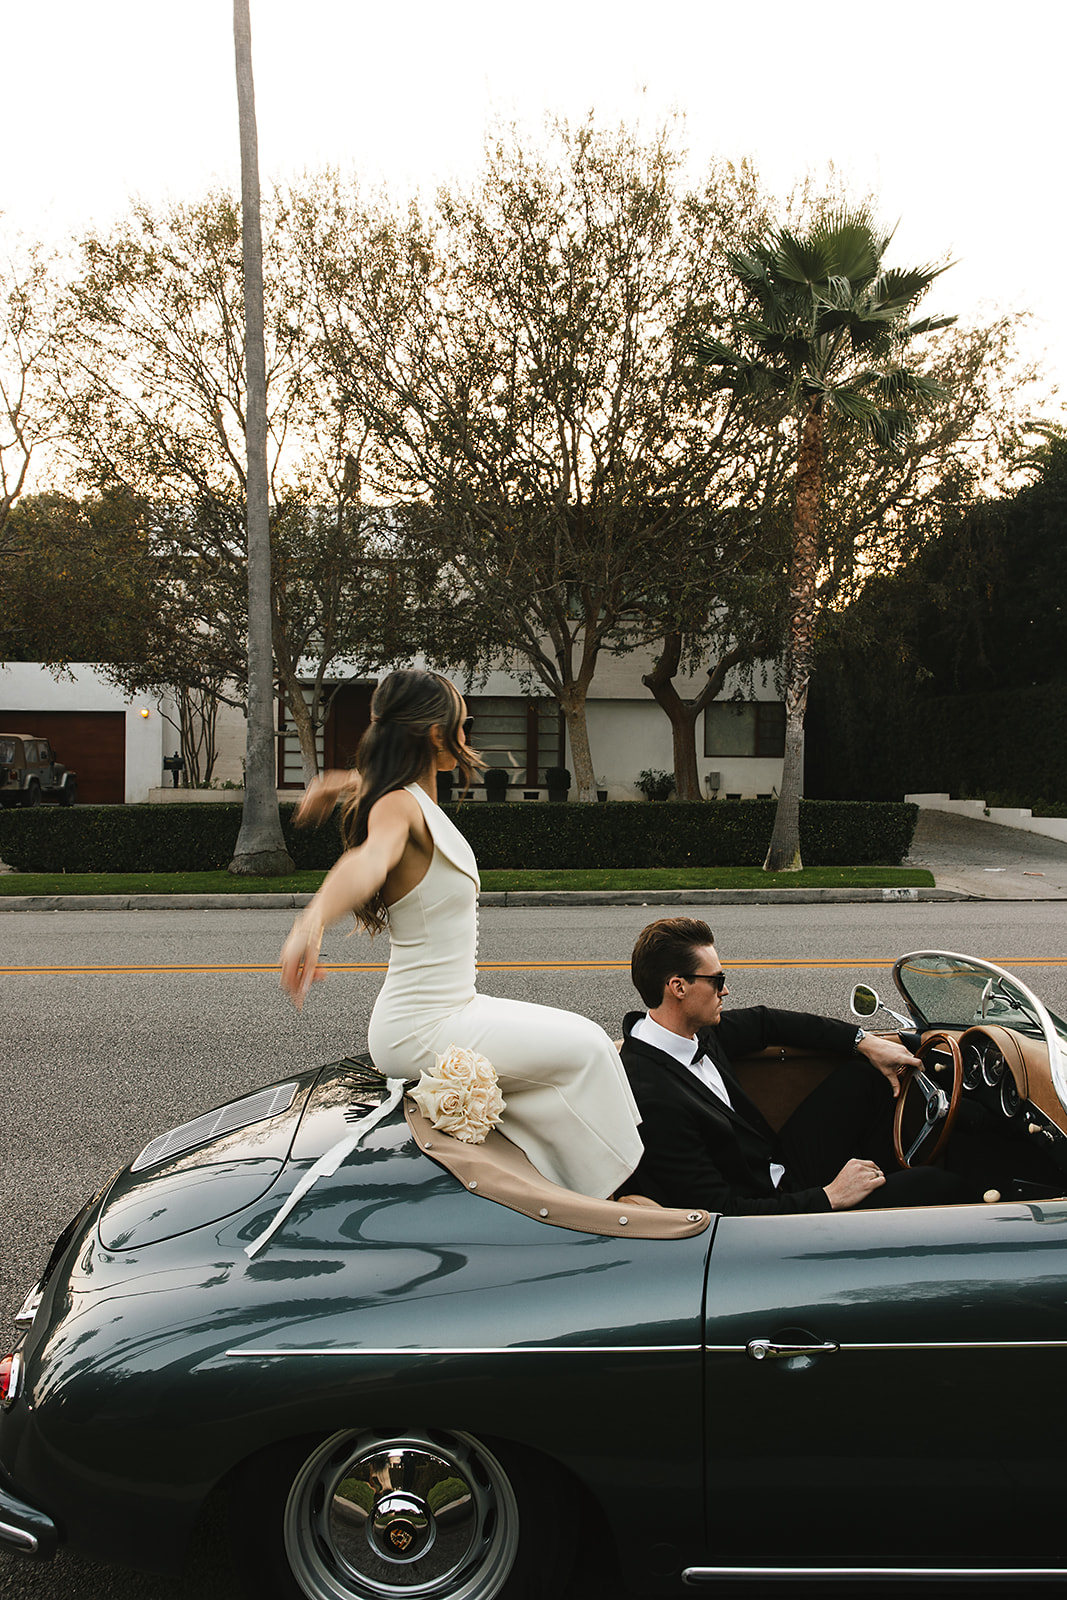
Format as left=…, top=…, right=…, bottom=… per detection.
left=482, top=887, right=967, bottom=906
left=0, top=893, right=320, bottom=912
left=0, top=886, right=970, bottom=912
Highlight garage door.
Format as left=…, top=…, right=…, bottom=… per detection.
left=0, top=711, right=126, bottom=803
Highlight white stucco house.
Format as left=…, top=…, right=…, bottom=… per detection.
left=1, top=651, right=786, bottom=803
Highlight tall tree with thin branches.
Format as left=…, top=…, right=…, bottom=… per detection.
left=230, top=0, right=292, bottom=873
left=698, top=208, right=953, bottom=869
left=0, top=238, right=55, bottom=556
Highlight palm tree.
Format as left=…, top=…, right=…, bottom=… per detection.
left=230, top=0, right=293, bottom=874
left=698, top=208, right=953, bottom=870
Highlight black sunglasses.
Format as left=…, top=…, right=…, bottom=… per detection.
left=461, top=717, right=474, bottom=737
left=681, top=971, right=727, bottom=992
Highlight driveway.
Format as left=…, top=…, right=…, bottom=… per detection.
left=907, top=808, right=1067, bottom=899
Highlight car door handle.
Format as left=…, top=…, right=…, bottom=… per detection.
left=745, top=1338, right=839, bottom=1362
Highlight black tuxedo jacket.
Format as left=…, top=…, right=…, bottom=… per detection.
left=621, top=1006, right=858, bottom=1216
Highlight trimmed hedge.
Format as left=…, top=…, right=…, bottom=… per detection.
left=444, top=798, right=917, bottom=869
left=0, top=804, right=344, bottom=874
left=0, top=797, right=918, bottom=873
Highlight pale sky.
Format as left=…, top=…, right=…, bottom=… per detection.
left=6, top=0, right=1065, bottom=410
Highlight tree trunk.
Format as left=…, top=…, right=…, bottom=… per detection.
left=558, top=681, right=597, bottom=802
left=764, top=401, right=822, bottom=873
left=177, top=685, right=221, bottom=786
left=644, top=634, right=755, bottom=802
left=229, top=0, right=293, bottom=875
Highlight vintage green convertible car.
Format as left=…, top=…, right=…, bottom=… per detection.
left=4, top=950, right=1067, bottom=1598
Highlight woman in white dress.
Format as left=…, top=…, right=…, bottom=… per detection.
left=279, top=669, right=643, bottom=1199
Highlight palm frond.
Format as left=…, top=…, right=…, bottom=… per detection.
left=904, top=313, right=957, bottom=337
left=873, top=368, right=949, bottom=404
left=844, top=312, right=903, bottom=352
left=828, top=388, right=884, bottom=427
left=867, top=407, right=917, bottom=448
left=875, top=263, right=952, bottom=313
left=693, top=334, right=745, bottom=370
left=770, top=230, right=837, bottom=288
left=806, top=209, right=882, bottom=285
left=724, top=248, right=776, bottom=295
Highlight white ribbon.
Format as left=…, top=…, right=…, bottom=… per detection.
left=245, top=1079, right=406, bottom=1259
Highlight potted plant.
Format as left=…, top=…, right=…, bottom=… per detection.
left=484, top=766, right=509, bottom=802
left=545, top=766, right=571, bottom=803
left=636, top=768, right=675, bottom=802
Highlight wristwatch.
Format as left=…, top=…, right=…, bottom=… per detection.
left=853, top=1026, right=867, bottom=1052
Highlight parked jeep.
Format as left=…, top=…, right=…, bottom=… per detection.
left=0, top=735, right=78, bottom=806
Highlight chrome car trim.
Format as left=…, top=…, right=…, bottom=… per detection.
left=746, top=1339, right=838, bottom=1361
left=15, top=1283, right=42, bottom=1328
left=708, top=1339, right=1067, bottom=1354
left=0, top=1519, right=37, bottom=1555
left=133, top=1080, right=300, bottom=1172
left=226, top=1343, right=702, bottom=1358
left=683, top=1566, right=1067, bottom=1583
left=228, top=1338, right=1067, bottom=1360
left=1, top=1352, right=22, bottom=1411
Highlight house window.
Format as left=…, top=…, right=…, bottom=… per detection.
left=465, top=696, right=563, bottom=786
left=704, top=701, right=786, bottom=759
left=278, top=720, right=325, bottom=788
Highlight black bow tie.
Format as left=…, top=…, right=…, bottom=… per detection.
left=690, top=1046, right=704, bottom=1066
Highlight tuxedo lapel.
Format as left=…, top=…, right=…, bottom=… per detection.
left=697, top=1029, right=778, bottom=1142
left=626, top=1032, right=767, bottom=1137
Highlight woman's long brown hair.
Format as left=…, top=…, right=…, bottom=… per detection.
left=341, top=670, right=483, bottom=934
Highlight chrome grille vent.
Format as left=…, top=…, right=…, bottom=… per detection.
left=132, top=1082, right=299, bottom=1171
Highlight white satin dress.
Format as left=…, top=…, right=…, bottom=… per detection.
left=367, top=784, right=643, bottom=1198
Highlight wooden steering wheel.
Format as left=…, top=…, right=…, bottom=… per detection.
left=893, top=1032, right=963, bottom=1168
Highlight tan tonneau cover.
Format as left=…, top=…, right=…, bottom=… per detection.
left=404, top=1099, right=711, bottom=1240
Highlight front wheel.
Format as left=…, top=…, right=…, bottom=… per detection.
left=232, top=1428, right=571, bottom=1600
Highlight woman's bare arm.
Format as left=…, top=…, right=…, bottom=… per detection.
left=293, top=768, right=362, bottom=827
left=279, top=789, right=417, bottom=1008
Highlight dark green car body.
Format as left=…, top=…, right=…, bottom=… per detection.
left=4, top=952, right=1067, bottom=1595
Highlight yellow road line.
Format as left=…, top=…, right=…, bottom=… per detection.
left=3, top=957, right=1067, bottom=977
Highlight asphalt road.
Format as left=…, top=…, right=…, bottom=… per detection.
left=2, top=899, right=1066, bottom=1598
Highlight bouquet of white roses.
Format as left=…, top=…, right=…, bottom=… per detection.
left=409, top=1045, right=505, bottom=1144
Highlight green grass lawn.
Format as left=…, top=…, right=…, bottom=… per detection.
left=0, top=865, right=934, bottom=896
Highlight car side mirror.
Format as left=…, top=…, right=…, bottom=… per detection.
left=980, top=978, right=993, bottom=1020
left=850, top=984, right=880, bottom=1019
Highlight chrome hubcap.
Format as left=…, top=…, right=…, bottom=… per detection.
left=368, top=1489, right=434, bottom=1564
left=284, top=1429, right=519, bottom=1600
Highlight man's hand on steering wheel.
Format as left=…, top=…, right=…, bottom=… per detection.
left=855, top=1032, right=921, bottom=1099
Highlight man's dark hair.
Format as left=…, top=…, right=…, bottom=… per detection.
left=631, top=917, right=716, bottom=1009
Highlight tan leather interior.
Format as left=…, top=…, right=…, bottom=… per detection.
left=731, top=1046, right=840, bottom=1133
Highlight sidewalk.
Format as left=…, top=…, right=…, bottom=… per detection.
left=2, top=808, right=1065, bottom=910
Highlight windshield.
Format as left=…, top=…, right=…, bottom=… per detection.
left=894, top=949, right=1067, bottom=1114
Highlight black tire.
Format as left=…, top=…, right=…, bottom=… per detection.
left=22, top=780, right=41, bottom=808
left=59, top=779, right=77, bottom=806
left=230, top=1428, right=574, bottom=1600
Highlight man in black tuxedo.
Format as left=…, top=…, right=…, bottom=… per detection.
left=620, top=917, right=968, bottom=1214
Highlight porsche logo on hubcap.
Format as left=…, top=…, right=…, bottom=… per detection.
left=389, top=1526, right=414, bottom=1552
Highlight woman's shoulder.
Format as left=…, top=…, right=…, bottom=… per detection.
left=367, top=785, right=424, bottom=827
